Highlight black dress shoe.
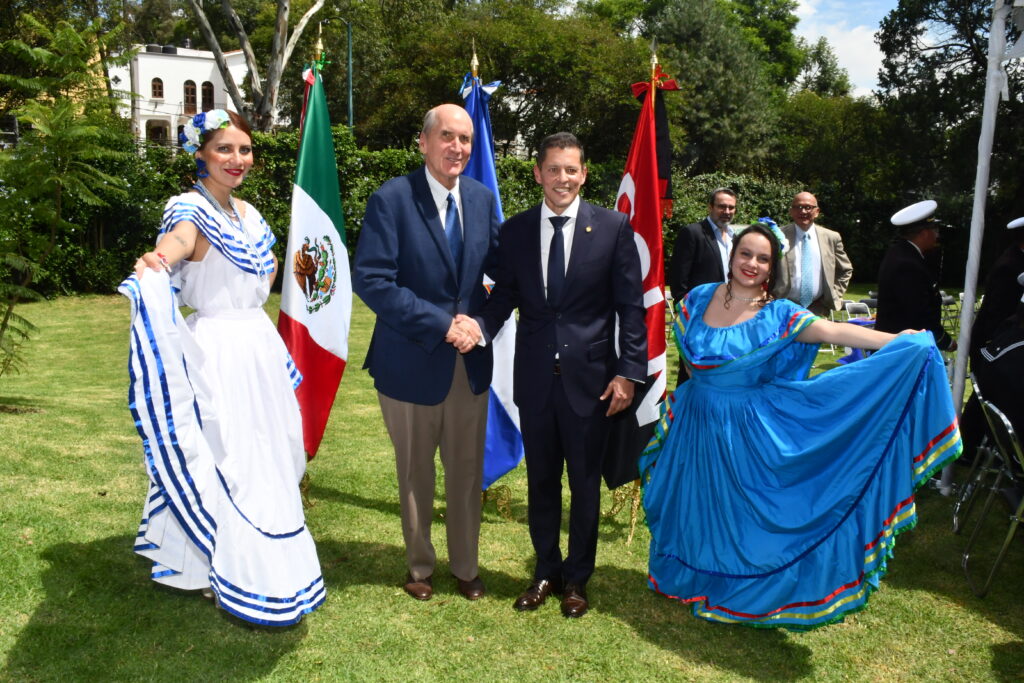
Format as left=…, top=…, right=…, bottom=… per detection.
left=561, top=584, right=588, bottom=618
left=513, top=578, right=562, bottom=611
left=403, top=574, right=433, bottom=600
left=455, top=575, right=486, bottom=600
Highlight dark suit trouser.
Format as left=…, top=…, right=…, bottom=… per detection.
left=520, top=375, right=609, bottom=586
left=378, top=355, right=488, bottom=582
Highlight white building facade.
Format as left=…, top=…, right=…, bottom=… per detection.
left=109, top=44, right=249, bottom=144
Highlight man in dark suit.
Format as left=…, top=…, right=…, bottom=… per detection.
left=875, top=199, right=956, bottom=350
left=352, top=104, right=500, bottom=602
left=469, top=132, right=647, bottom=618
left=667, top=187, right=737, bottom=301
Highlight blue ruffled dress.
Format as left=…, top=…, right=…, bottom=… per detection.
left=640, top=283, right=961, bottom=630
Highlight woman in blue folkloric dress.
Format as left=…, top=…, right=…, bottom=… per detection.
left=641, top=222, right=961, bottom=631
left=121, top=110, right=324, bottom=626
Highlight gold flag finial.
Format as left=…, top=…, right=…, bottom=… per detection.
left=650, top=37, right=658, bottom=80
left=314, top=22, right=324, bottom=65
left=471, top=38, right=479, bottom=78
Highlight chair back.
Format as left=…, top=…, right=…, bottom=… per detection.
left=980, top=399, right=1024, bottom=476
left=845, top=301, right=871, bottom=318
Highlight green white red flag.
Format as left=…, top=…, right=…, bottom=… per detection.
left=277, top=64, right=350, bottom=459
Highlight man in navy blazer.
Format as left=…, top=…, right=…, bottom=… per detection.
left=470, top=132, right=647, bottom=618
left=353, top=104, right=500, bottom=602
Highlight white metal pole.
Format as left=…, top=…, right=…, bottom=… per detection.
left=940, top=0, right=1009, bottom=494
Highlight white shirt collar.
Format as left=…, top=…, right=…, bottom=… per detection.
left=707, top=216, right=732, bottom=236
left=423, top=167, right=461, bottom=217
left=540, top=196, right=581, bottom=224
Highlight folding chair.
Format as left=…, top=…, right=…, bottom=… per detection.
left=953, top=375, right=997, bottom=534
left=961, top=397, right=1024, bottom=597
left=844, top=301, right=871, bottom=319
left=835, top=302, right=874, bottom=363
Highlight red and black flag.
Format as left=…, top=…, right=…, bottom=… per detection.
left=603, top=63, right=678, bottom=489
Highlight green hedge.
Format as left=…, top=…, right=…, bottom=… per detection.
left=32, top=128, right=806, bottom=295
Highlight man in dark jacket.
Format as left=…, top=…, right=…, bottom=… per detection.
left=876, top=199, right=956, bottom=351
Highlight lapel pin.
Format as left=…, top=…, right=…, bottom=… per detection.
left=585, top=226, right=592, bottom=233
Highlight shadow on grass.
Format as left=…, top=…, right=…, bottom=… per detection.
left=595, top=566, right=813, bottom=680
left=3, top=535, right=308, bottom=680
left=0, top=395, right=46, bottom=413
left=308, top=482, right=532, bottom=528
left=881, top=489, right=1024, bottom=679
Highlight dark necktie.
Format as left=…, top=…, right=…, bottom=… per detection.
left=445, top=193, right=463, bottom=275
left=547, top=215, right=569, bottom=304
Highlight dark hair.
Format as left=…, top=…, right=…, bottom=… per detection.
left=725, top=222, right=781, bottom=307
left=708, top=187, right=737, bottom=206
left=197, top=110, right=252, bottom=152
left=537, top=132, right=585, bottom=166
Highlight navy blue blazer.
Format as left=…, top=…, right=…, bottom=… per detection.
left=478, top=200, right=647, bottom=418
left=353, top=166, right=500, bottom=404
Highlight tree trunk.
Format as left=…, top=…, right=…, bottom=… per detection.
left=186, top=0, right=327, bottom=132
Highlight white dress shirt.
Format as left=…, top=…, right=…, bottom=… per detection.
left=540, top=196, right=580, bottom=297
left=423, top=169, right=463, bottom=238
left=709, top=216, right=733, bottom=280
left=786, top=224, right=823, bottom=303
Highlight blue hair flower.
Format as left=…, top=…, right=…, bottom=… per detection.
left=757, top=216, right=789, bottom=256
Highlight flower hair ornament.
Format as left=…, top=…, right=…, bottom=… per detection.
left=756, top=216, right=789, bottom=257
left=182, top=109, right=232, bottom=154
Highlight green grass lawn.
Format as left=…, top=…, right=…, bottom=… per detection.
left=1, top=285, right=1022, bottom=681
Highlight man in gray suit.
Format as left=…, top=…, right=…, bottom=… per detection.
left=773, top=191, right=853, bottom=317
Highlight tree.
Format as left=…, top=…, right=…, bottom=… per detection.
left=722, top=0, right=804, bottom=89
left=876, top=0, right=1024, bottom=282
left=186, top=0, right=328, bottom=131
left=304, top=0, right=647, bottom=162
left=651, top=0, right=778, bottom=173
left=795, top=36, right=851, bottom=97
left=0, top=16, right=130, bottom=375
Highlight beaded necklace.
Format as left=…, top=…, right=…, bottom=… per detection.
left=192, top=181, right=268, bottom=279
left=193, top=181, right=241, bottom=225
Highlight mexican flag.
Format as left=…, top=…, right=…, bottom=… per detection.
left=277, top=64, right=350, bottom=459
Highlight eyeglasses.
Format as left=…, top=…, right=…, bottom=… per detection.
left=792, top=204, right=818, bottom=212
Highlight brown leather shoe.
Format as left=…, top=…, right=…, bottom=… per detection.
left=561, top=584, right=588, bottom=618
left=455, top=575, right=486, bottom=600
left=513, top=578, right=562, bottom=611
left=403, top=574, right=433, bottom=601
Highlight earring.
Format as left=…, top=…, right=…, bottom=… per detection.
left=195, top=158, right=209, bottom=178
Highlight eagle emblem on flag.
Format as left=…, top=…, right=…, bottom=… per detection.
left=292, top=235, right=338, bottom=313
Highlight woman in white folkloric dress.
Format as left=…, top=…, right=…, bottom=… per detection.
left=121, top=109, right=324, bottom=625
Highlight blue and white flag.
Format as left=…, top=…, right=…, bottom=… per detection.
left=461, top=72, right=523, bottom=489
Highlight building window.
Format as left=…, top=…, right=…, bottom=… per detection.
left=151, top=78, right=164, bottom=99
left=184, top=80, right=196, bottom=115
left=201, top=81, right=214, bottom=112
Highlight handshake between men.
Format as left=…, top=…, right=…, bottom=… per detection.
left=446, top=314, right=481, bottom=354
